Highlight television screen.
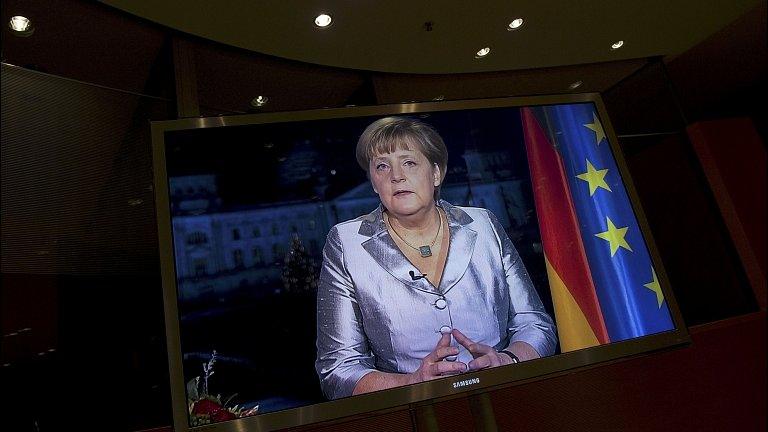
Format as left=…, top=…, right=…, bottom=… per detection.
left=151, top=94, right=688, bottom=431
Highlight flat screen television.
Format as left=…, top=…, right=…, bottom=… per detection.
left=151, top=93, right=689, bottom=431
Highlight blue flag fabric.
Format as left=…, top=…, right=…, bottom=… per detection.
left=534, top=103, right=674, bottom=341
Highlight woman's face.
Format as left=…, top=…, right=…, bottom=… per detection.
left=369, top=147, right=441, bottom=219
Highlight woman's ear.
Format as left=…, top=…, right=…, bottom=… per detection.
left=433, top=163, right=442, bottom=187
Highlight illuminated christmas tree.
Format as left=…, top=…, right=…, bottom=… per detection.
left=281, top=234, right=318, bottom=293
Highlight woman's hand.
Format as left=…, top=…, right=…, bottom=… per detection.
left=452, top=329, right=513, bottom=371
left=407, top=333, right=467, bottom=384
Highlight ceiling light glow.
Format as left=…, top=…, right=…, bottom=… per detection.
left=507, top=18, right=524, bottom=30
left=9, top=16, right=34, bottom=35
left=314, top=14, right=332, bottom=28
left=569, top=81, right=583, bottom=90
left=251, top=96, right=269, bottom=107
left=9, top=16, right=30, bottom=31
left=611, top=40, right=624, bottom=50
left=475, top=47, right=491, bottom=58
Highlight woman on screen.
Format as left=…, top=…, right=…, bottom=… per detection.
left=315, top=116, right=557, bottom=400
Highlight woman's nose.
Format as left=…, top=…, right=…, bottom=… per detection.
left=390, top=165, right=405, bottom=182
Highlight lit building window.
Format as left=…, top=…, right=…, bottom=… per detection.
left=187, top=232, right=208, bottom=245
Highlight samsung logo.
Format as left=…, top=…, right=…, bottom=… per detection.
left=452, top=377, right=480, bottom=389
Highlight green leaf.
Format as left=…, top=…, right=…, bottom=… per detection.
left=223, top=392, right=239, bottom=407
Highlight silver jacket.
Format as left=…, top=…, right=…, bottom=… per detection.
left=315, top=201, right=557, bottom=400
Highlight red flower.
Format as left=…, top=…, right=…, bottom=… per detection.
left=192, top=398, right=237, bottom=422
left=211, top=409, right=236, bottom=422
left=192, top=398, right=223, bottom=415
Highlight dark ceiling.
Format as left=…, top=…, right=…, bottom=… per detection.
left=1, top=0, right=764, bottom=117
left=101, top=0, right=761, bottom=74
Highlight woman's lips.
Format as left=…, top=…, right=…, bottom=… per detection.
left=393, top=190, right=413, bottom=197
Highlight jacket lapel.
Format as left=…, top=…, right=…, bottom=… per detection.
left=438, top=201, right=477, bottom=294
left=358, top=201, right=477, bottom=295
left=359, top=206, right=434, bottom=294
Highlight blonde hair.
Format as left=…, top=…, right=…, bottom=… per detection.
left=356, top=117, right=448, bottom=198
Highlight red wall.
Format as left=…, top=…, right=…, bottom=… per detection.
left=687, top=118, right=767, bottom=308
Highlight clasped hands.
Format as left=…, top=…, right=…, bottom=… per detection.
left=407, top=329, right=515, bottom=384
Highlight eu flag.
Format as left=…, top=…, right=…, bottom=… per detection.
left=535, top=103, right=675, bottom=341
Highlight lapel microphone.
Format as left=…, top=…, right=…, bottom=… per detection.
left=409, top=270, right=427, bottom=281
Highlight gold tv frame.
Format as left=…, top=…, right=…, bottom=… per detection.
left=151, top=92, right=690, bottom=432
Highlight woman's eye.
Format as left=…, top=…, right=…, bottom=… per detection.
left=375, top=163, right=388, bottom=171
left=404, top=160, right=416, bottom=167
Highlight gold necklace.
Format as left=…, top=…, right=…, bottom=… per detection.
left=386, top=208, right=443, bottom=258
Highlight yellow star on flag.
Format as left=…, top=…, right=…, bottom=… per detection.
left=644, top=268, right=665, bottom=308
left=595, top=217, right=633, bottom=256
left=583, top=112, right=606, bottom=145
left=576, top=159, right=612, bottom=196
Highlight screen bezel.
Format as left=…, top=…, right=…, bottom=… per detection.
left=151, top=92, right=690, bottom=432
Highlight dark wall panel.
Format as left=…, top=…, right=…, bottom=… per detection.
left=1, top=64, right=169, bottom=275
left=1, top=65, right=173, bottom=431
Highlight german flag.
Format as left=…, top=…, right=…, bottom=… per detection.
left=521, top=107, right=610, bottom=351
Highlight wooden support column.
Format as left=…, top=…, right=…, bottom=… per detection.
left=172, top=37, right=200, bottom=118
left=410, top=404, right=439, bottom=432
left=468, top=393, right=499, bottom=432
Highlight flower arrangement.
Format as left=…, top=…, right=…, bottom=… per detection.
left=186, top=350, right=259, bottom=426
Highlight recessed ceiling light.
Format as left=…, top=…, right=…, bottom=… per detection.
left=507, top=18, right=524, bottom=30
left=611, top=40, right=624, bottom=50
left=314, top=14, right=332, bottom=28
left=475, top=47, right=491, bottom=58
left=433, top=95, right=445, bottom=101
left=251, top=95, right=269, bottom=107
left=9, top=16, right=34, bottom=36
left=568, top=81, right=583, bottom=90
